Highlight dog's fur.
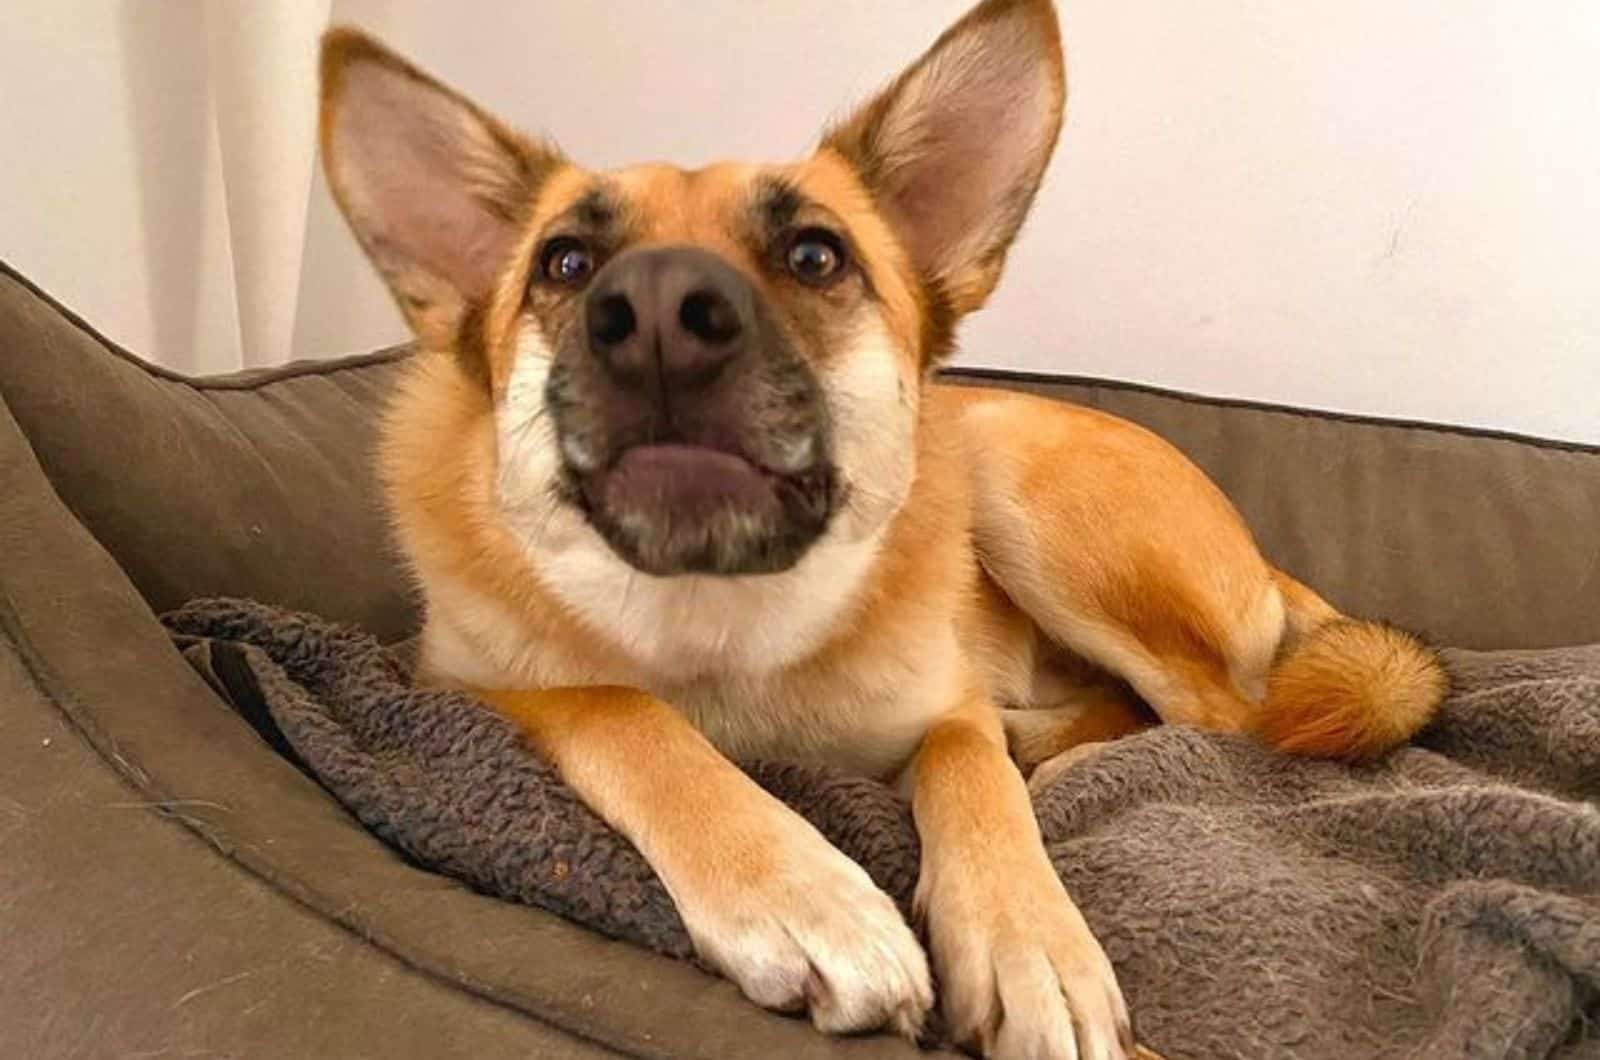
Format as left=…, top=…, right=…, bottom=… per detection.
left=318, top=3, right=1448, bottom=1057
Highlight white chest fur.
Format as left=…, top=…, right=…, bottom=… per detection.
left=531, top=529, right=887, bottom=681
left=418, top=566, right=957, bottom=778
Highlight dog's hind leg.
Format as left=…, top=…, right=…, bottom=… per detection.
left=945, top=384, right=1281, bottom=736
left=947, top=384, right=1446, bottom=760
left=1002, top=686, right=1155, bottom=776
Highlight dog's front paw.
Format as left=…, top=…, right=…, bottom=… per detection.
left=674, top=826, right=932, bottom=1039
left=923, top=863, right=1133, bottom=1060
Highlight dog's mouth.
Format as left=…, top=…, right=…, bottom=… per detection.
left=563, top=436, right=838, bottom=577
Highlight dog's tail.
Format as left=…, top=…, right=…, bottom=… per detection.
left=1253, top=570, right=1449, bottom=760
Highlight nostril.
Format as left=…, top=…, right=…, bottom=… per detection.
left=589, top=293, right=636, bottom=347
left=679, top=290, right=742, bottom=344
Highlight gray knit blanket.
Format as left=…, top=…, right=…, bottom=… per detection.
left=164, top=598, right=1600, bottom=1060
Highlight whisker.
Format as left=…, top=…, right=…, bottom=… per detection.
left=617, top=569, right=638, bottom=620
left=511, top=405, right=551, bottom=441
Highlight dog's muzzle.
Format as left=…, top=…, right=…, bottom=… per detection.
left=546, top=245, right=837, bottom=577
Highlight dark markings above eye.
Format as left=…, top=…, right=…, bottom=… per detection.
left=573, top=187, right=618, bottom=231
left=541, top=185, right=624, bottom=251
left=755, top=177, right=804, bottom=232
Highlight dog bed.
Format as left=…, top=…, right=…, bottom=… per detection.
left=167, top=596, right=1600, bottom=1060
left=9, top=258, right=1600, bottom=1058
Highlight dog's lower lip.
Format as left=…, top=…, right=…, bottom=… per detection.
left=596, top=443, right=778, bottom=515
left=619, top=443, right=758, bottom=476
left=586, top=441, right=810, bottom=482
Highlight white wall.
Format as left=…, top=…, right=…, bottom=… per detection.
left=4, top=2, right=1597, bottom=442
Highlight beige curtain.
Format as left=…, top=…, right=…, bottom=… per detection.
left=204, top=0, right=332, bottom=369
left=1, top=0, right=370, bottom=374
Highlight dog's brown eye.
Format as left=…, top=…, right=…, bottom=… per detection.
left=540, top=238, right=594, bottom=287
left=786, top=229, right=846, bottom=285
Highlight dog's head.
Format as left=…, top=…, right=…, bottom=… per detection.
left=321, top=0, right=1063, bottom=579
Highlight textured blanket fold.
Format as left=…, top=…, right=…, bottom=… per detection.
left=165, top=598, right=1600, bottom=1060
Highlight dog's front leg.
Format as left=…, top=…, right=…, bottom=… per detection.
left=910, top=700, right=1135, bottom=1060
left=477, top=685, right=932, bottom=1037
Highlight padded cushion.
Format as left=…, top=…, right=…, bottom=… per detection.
left=0, top=262, right=417, bottom=643
left=2, top=259, right=1597, bottom=1058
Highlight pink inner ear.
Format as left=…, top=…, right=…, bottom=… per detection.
left=879, top=25, right=1057, bottom=282
left=334, top=62, right=523, bottom=301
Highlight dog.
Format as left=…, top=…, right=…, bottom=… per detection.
left=317, top=2, right=1447, bottom=1057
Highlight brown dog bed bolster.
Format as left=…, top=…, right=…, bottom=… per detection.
left=164, top=598, right=1600, bottom=1060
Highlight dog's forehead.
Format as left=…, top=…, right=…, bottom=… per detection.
left=529, top=162, right=758, bottom=241
left=614, top=162, right=756, bottom=227
left=531, top=157, right=877, bottom=241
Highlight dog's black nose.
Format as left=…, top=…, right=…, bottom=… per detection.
left=583, top=246, right=752, bottom=393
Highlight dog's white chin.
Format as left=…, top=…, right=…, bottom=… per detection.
left=490, top=321, right=918, bottom=682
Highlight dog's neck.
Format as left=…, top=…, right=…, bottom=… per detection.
left=527, top=520, right=893, bottom=683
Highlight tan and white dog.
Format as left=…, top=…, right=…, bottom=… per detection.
left=318, top=2, right=1446, bottom=1057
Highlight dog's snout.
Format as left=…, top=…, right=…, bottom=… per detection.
left=584, top=247, right=752, bottom=392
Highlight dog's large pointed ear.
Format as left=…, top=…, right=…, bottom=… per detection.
left=823, top=0, right=1064, bottom=319
left=318, top=27, right=563, bottom=356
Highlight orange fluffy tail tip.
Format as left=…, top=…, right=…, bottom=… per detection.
left=1256, top=619, right=1450, bottom=761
